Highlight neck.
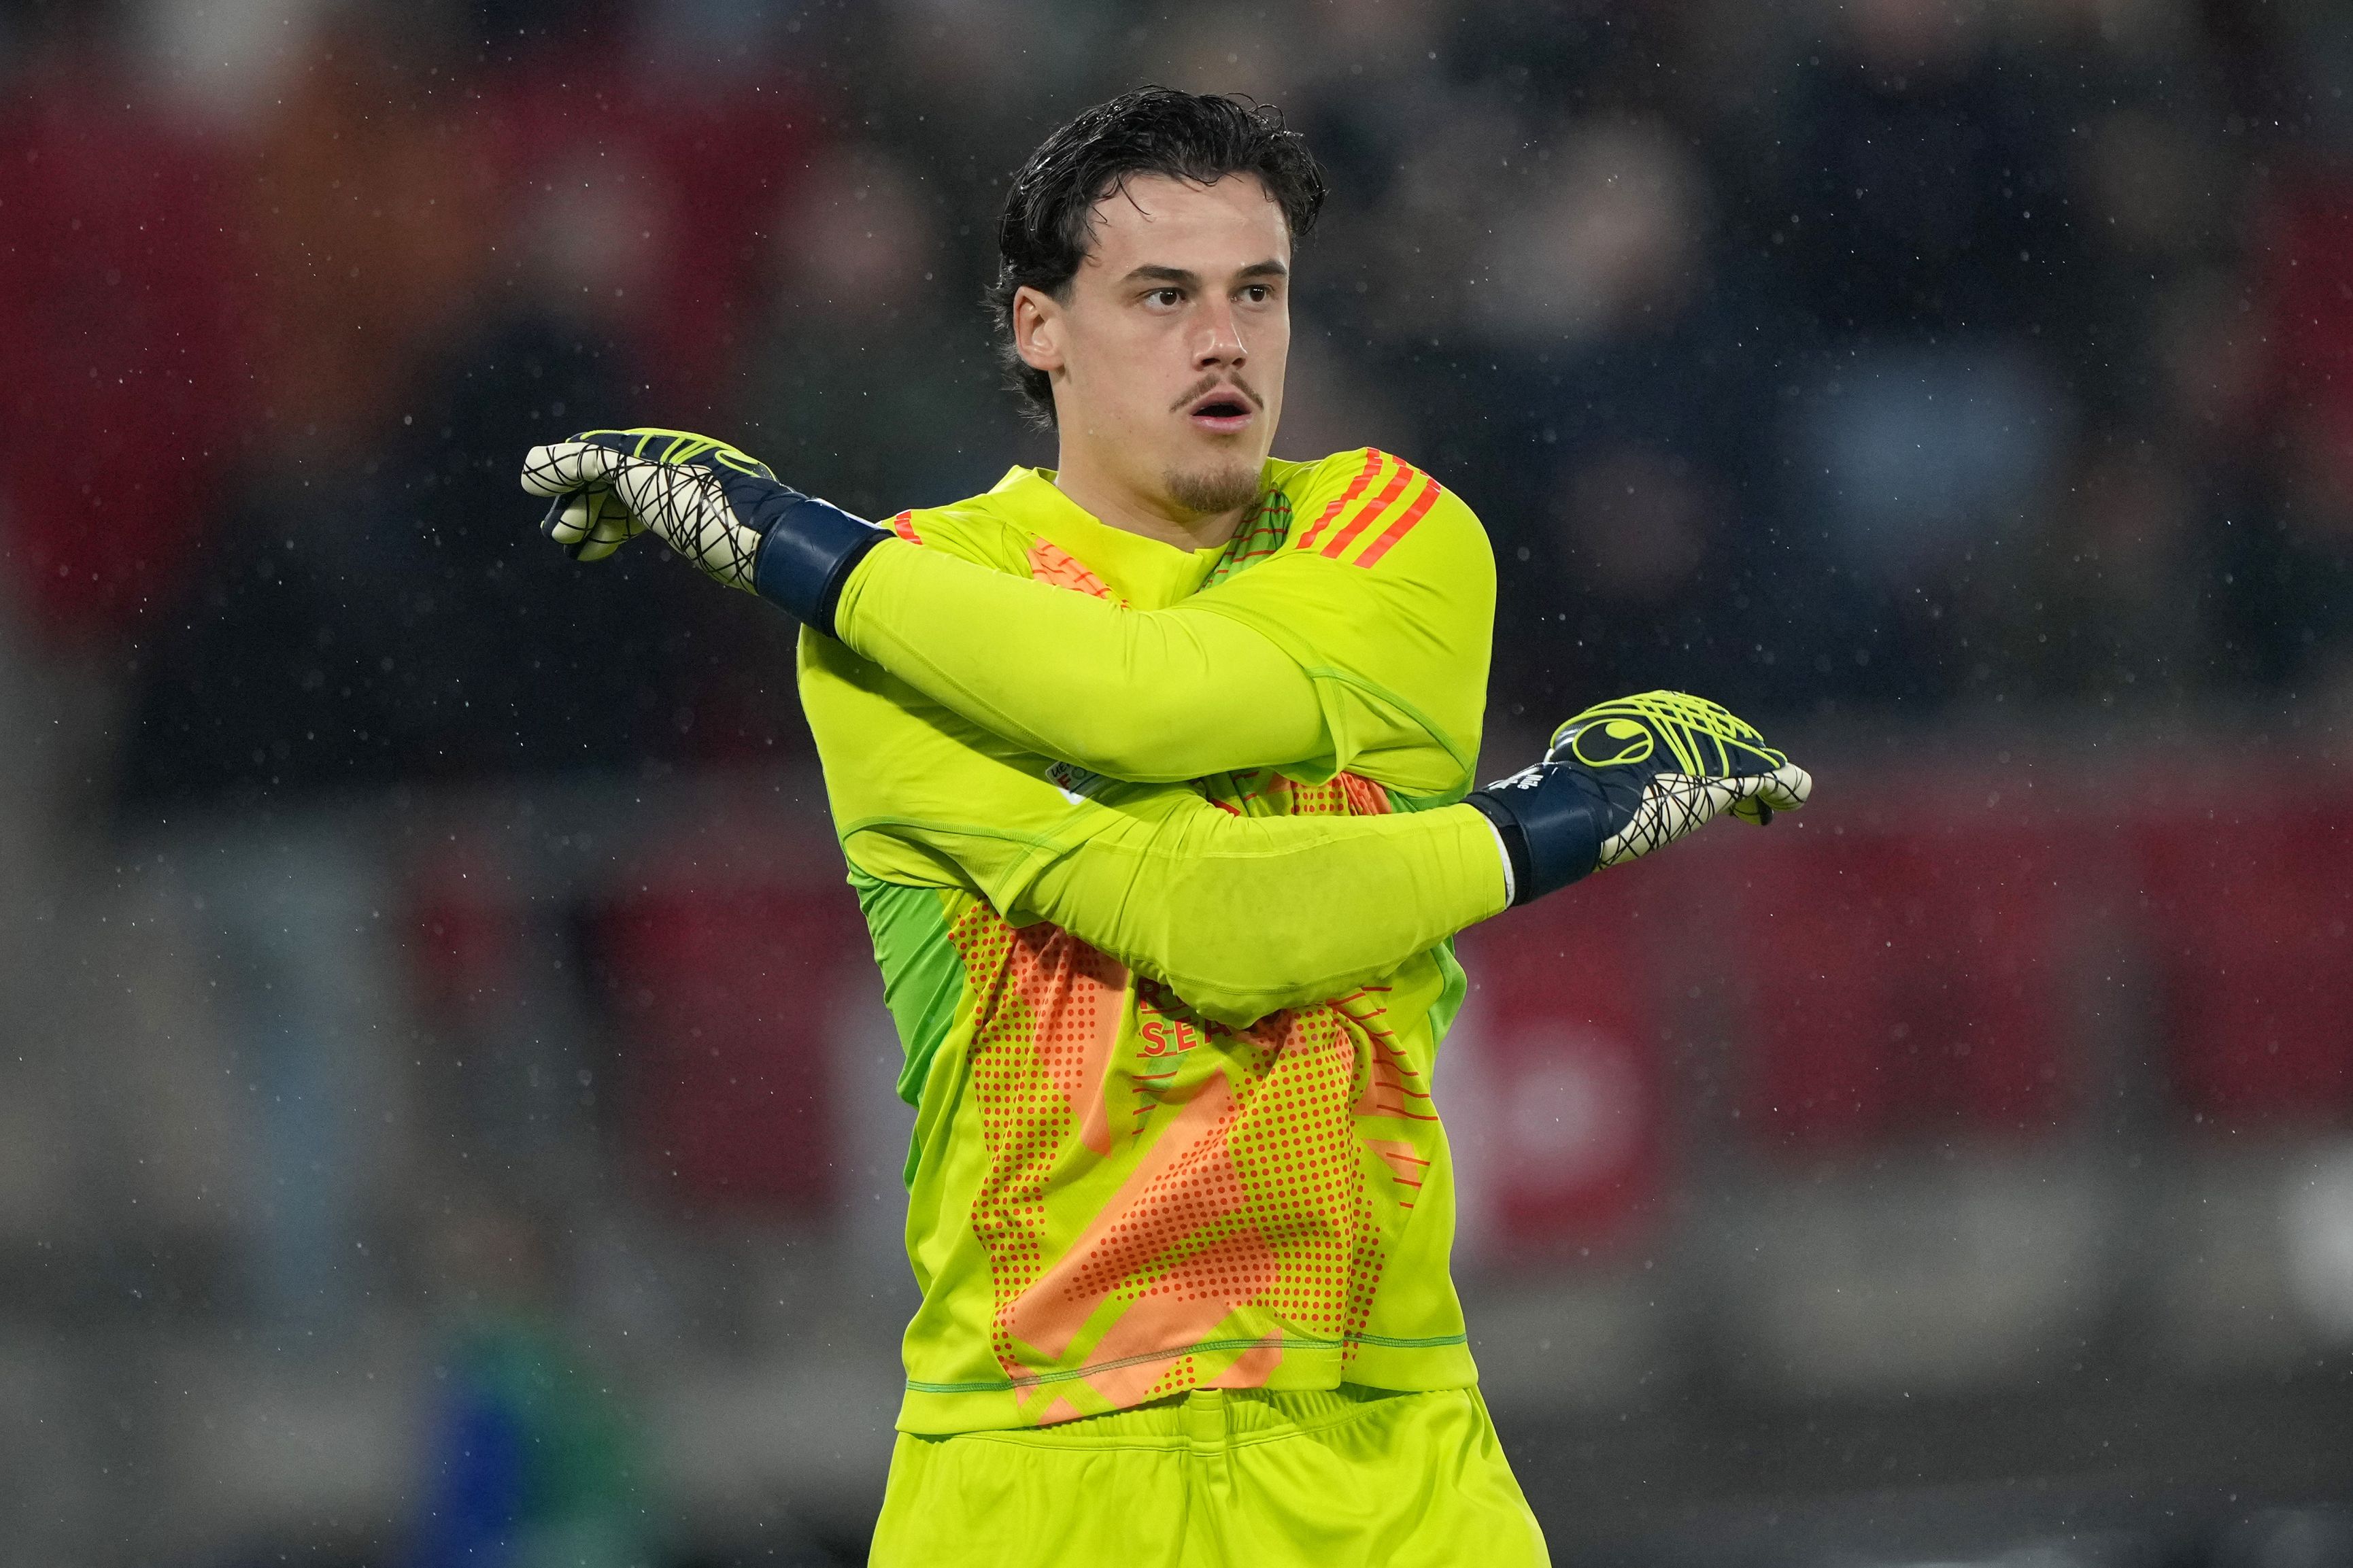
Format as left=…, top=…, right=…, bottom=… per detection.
left=1051, top=446, right=1255, bottom=551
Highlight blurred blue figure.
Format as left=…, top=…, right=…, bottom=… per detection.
left=409, top=1207, right=649, bottom=1568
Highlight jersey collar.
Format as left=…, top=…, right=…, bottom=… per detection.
left=989, top=466, right=1229, bottom=610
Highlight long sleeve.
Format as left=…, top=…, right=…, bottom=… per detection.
left=827, top=451, right=1493, bottom=796
left=1009, top=787, right=1509, bottom=1027
left=831, top=537, right=1326, bottom=784
left=800, top=630, right=1507, bottom=1027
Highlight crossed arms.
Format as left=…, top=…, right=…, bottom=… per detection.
left=520, top=432, right=1808, bottom=1025
left=798, top=471, right=1512, bottom=1027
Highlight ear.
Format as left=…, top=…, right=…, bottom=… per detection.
left=1011, top=286, right=1065, bottom=375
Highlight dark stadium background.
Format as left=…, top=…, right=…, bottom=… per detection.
left=2, top=0, right=2350, bottom=1563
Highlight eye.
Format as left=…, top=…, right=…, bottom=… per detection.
left=1240, top=284, right=1272, bottom=303
left=1145, top=287, right=1183, bottom=308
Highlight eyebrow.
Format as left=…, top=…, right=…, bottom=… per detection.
left=1120, top=258, right=1291, bottom=288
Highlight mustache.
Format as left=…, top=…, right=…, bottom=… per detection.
left=1170, top=373, right=1266, bottom=413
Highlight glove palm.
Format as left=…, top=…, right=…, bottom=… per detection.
left=522, top=428, right=775, bottom=587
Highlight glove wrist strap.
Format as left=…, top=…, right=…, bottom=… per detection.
left=1461, top=794, right=1532, bottom=906
left=749, top=495, right=889, bottom=636
left=1465, top=770, right=1608, bottom=905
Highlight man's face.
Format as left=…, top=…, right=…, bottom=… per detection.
left=1013, top=172, right=1292, bottom=521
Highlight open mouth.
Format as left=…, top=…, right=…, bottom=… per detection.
left=1186, top=390, right=1257, bottom=435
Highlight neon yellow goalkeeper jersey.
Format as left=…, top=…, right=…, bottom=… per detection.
left=797, top=450, right=1497, bottom=1433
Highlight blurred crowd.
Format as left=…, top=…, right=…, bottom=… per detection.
left=2, top=0, right=2350, bottom=817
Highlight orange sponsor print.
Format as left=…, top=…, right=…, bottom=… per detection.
left=1137, top=1016, right=1211, bottom=1057
left=1135, top=978, right=1219, bottom=1059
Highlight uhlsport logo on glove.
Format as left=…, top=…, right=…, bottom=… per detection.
left=1555, top=717, right=1655, bottom=770
left=1464, top=689, right=1812, bottom=904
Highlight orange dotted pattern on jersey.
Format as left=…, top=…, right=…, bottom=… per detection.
left=1140, top=1354, right=1197, bottom=1403
left=950, top=908, right=1130, bottom=1370
left=1032, top=1006, right=1362, bottom=1338
left=1152, top=1223, right=1285, bottom=1306
left=1200, top=769, right=1392, bottom=821
left=1220, top=1007, right=1376, bottom=1340
left=1214, top=768, right=1426, bottom=1358
left=932, top=505, right=1438, bottom=1422
left=1047, top=1074, right=1253, bottom=1314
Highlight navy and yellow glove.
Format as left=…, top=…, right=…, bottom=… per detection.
left=518, top=427, right=885, bottom=636
left=1463, top=692, right=1812, bottom=905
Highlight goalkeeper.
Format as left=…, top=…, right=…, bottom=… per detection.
left=522, top=91, right=1806, bottom=1568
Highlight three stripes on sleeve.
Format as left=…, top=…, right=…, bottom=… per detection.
left=1292, top=450, right=1444, bottom=570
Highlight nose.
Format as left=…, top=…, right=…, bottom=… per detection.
left=1193, top=296, right=1247, bottom=373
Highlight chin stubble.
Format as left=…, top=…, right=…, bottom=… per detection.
left=1164, top=462, right=1264, bottom=517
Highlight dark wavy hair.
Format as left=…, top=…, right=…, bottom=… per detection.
left=989, top=88, right=1327, bottom=427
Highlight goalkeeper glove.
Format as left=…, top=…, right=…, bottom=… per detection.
left=518, top=427, right=887, bottom=636
left=1462, top=691, right=1811, bottom=906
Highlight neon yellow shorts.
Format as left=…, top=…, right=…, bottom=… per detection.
left=870, top=1384, right=1549, bottom=1567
